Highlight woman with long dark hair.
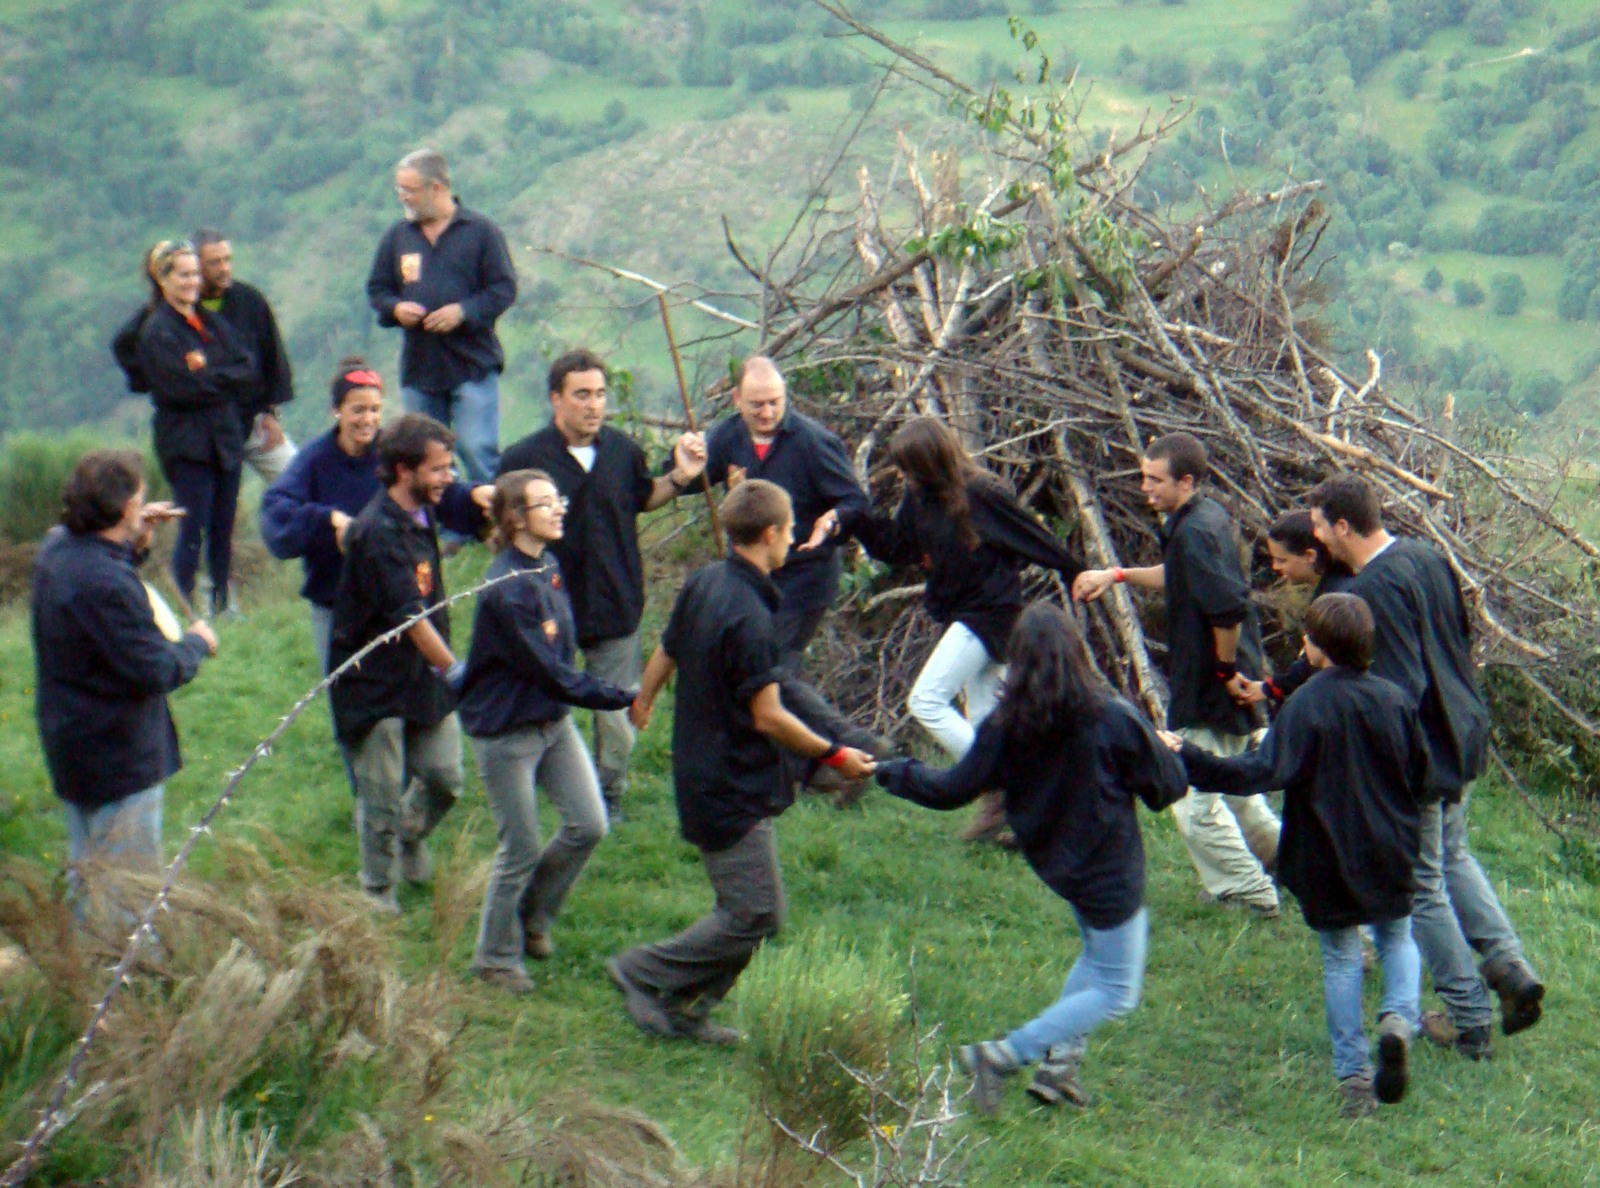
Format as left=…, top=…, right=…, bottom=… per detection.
left=1245, top=509, right=1356, bottom=706
left=858, top=416, right=1084, bottom=839
left=459, top=469, right=638, bottom=995
left=876, top=602, right=1187, bottom=1113
left=133, top=239, right=258, bottom=615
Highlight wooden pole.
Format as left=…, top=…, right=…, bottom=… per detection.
left=657, top=292, right=726, bottom=554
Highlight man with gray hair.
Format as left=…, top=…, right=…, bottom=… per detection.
left=367, top=148, right=518, bottom=485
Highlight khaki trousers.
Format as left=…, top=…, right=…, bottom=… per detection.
left=1172, top=725, right=1280, bottom=906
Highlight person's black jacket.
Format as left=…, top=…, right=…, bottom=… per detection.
left=660, top=555, right=790, bottom=852
left=207, top=280, right=294, bottom=420
left=1180, top=666, right=1427, bottom=930
left=1347, top=537, right=1489, bottom=802
left=31, top=529, right=210, bottom=810
left=365, top=201, right=517, bottom=392
left=689, top=410, right=869, bottom=615
left=1265, top=565, right=1355, bottom=704
left=857, top=477, right=1084, bottom=660
left=459, top=547, right=636, bottom=738
left=135, top=302, right=257, bottom=472
left=498, top=424, right=654, bottom=646
left=877, top=696, right=1187, bottom=929
left=1161, top=494, right=1265, bottom=734
left=328, top=491, right=457, bottom=742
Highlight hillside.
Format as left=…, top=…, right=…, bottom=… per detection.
left=2, top=0, right=1599, bottom=445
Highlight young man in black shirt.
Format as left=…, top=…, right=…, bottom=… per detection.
left=1075, top=432, right=1281, bottom=916
left=330, top=414, right=479, bottom=914
left=497, top=349, right=707, bottom=819
left=193, top=227, right=297, bottom=486
left=1309, top=473, right=1543, bottom=1058
left=366, top=148, right=517, bottom=485
left=607, top=480, right=875, bottom=1044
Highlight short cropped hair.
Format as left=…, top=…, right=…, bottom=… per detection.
left=1307, top=473, right=1383, bottom=536
left=548, top=349, right=608, bottom=397
left=1145, top=432, right=1208, bottom=484
left=61, top=449, right=144, bottom=535
left=1305, top=592, right=1374, bottom=671
left=191, top=227, right=227, bottom=251
left=722, top=479, right=793, bottom=547
left=377, top=413, right=455, bottom=486
left=398, top=148, right=450, bottom=188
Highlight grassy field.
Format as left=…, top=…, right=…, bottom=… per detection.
left=2, top=541, right=1598, bottom=1183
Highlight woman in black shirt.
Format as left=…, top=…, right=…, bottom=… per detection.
left=876, top=602, right=1186, bottom=1114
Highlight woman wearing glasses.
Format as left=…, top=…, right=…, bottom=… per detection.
left=459, top=469, right=638, bottom=995
left=132, top=239, right=258, bottom=616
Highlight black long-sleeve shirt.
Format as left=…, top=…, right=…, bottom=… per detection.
left=498, top=424, right=655, bottom=645
left=1161, top=494, right=1265, bottom=734
left=135, top=302, right=257, bottom=471
left=877, top=696, right=1187, bottom=929
left=856, top=478, right=1084, bottom=660
left=459, top=548, right=636, bottom=738
left=689, top=410, right=870, bottom=614
left=366, top=201, right=517, bottom=392
left=205, top=279, right=295, bottom=420
left=31, top=529, right=211, bottom=810
left=1346, top=538, right=1490, bottom=802
left=1266, top=565, right=1354, bottom=704
left=1180, top=666, right=1427, bottom=930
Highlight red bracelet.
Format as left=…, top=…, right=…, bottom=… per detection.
left=819, top=744, right=848, bottom=769
left=1113, top=567, right=1126, bottom=583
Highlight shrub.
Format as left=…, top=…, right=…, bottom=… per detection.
left=1453, top=277, right=1486, bottom=307
left=737, top=930, right=908, bottom=1149
left=1422, top=266, right=1444, bottom=292
left=0, top=430, right=161, bottom=547
left=1489, top=271, right=1527, bottom=316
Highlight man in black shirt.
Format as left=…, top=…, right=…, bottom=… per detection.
left=193, top=228, right=297, bottom=485
left=330, top=414, right=478, bottom=914
left=1309, top=473, right=1543, bottom=1058
left=497, top=349, right=707, bottom=818
left=367, top=148, right=517, bottom=485
left=608, top=480, right=875, bottom=1044
left=1075, top=432, right=1281, bottom=916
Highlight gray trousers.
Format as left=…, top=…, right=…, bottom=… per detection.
left=583, top=633, right=642, bottom=804
left=470, top=718, right=608, bottom=970
left=614, top=818, right=785, bottom=1021
left=349, top=715, right=463, bottom=892
left=1412, top=799, right=1494, bottom=1028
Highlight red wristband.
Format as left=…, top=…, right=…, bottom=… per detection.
left=1113, top=567, right=1126, bottom=584
left=819, top=744, right=848, bottom=769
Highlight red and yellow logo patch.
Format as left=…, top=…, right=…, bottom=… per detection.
left=184, top=350, right=206, bottom=372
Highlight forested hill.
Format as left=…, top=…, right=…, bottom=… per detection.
left=3, top=0, right=1599, bottom=443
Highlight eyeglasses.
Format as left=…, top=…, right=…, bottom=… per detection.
left=524, top=496, right=569, bottom=513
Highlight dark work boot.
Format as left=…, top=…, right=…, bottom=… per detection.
left=1482, top=956, right=1545, bottom=1037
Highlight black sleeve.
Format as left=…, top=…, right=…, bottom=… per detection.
left=73, top=575, right=209, bottom=696
left=1269, top=655, right=1315, bottom=702
left=725, top=612, right=783, bottom=705
left=256, top=296, right=295, bottom=408
left=459, top=223, right=518, bottom=326
left=1179, top=699, right=1313, bottom=796
left=809, top=426, right=869, bottom=533
left=353, top=528, right=428, bottom=630
left=366, top=227, right=401, bottom=325
left=111, top=308, right=151, bottom=393
left=499, top=592, right=636, bottom=711
left=1358, top=572, right=1429, bottom=703
left=437, top=482, right=488, bottom=537
left=660, top=580, right=691, bottom=662
left=854, top=495, right=922, bottom=566
left=1176, top=525, right=1251, bottom=628
left=876, top=720, right=1004, bottom=810
left=1105, top=701, right=1190, bottom=811
left=975, top=483, right=1085, bottom=580
left=138, top=316, right=255, bottom=410
left=629, top=438, right=656, bottom=514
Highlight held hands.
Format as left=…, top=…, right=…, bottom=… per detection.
left=797, top=509, right=840, bottom=552
left=189, top=620, right=219, bottom=655
left=331, top=509, right=353, bottom=552
left=833, top=747, right=877, bottom=780
left=628, top=695, right=653, bottom=731
left=1072, top=569, right=1117, bottom=603
left=1229, top=676, right=1267, bottom=707
left=421, top=303, right=465, bottom=333
left=1156, top=729, right=1184, bottom=752
left=470, top=484, right=495, bottom=513
left=393, top=301, right=427, bottom=329
left=256, top=412, right=286, bottom=451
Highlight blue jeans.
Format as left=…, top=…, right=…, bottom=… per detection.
left=63, top=784, right=165, bottom=920
left=402, top=373, right=500, bottom=484
left=1411, top=800, right=1493, bottom=1029
left=1443, top=787, right=1533, bottom=976
left=1317, top=917, right=1421, bottom=1080
left=310, top=603, right=358, bottom=794
left=1006, top=907, right=1148, bottom=1065
left=163, top=458, right=242, bottom=609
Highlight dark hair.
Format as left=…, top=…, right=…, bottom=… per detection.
left=1145, top=432, right=1208, bottom=484
left=992, top=602, right=1111, bottom=741
left=377, top=413, right=455, bottom=486
left=548, top=349, right=608, bottom=397
left=1304, top=592, right=1374, bottom=670
left=487, top=469, right=554, bottom=551
left=330, top=354, right=383, bottom=408
left=142, top=239, right=196, bottom=311
left=62, top=449, right=144, bottom=535
left=1267, top=510, right=1330, bottom=572
left=888, top=417, right=987, bottom=550
left=191, top=227, right=227, bottom=252
left=722, top=479, right=793, bottom=546
left=1306, top=473, right=1383, bottom=536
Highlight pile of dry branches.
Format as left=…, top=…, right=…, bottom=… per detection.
left=634, top=8, right=1600, bottom=788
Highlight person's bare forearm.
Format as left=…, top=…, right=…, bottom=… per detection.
left=750, top=684, right=833, bottom=758
left=636, top=646, right=677, bottom=707
left=1122, top=564, right=1164, bottom=590
left=1211, top=623, right=1241, bottom=664
left=407, top=619, right=454, bottom=670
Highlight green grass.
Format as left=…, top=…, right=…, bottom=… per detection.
left=2, top=552, right=1598, bottom=1182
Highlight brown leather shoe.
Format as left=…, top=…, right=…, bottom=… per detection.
left=524, top=931, right=554, bottom=960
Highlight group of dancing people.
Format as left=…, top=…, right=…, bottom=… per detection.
left=35, top=147, right=1546, bottom=1124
